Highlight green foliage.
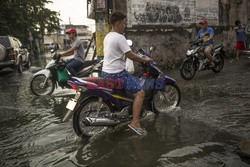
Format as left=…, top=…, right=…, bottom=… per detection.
left=0, top=0, right=60, bottom=44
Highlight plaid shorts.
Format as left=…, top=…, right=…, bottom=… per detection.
left=101, top=70, right=142, bottom=94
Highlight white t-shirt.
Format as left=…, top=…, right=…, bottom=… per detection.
left=102, top=32, right=131, bottom=73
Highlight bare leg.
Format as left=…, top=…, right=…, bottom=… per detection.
left=236, top=50, right=240, bottom=61
left=204, top=46, right=215, bottom=67
left=131, top=90, right=145, bottom=128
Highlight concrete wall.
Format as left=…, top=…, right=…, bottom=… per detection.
left=111, top=0, right=249, bottom=68
left=126, top=26, right=236, bottom=68
left=227, top=0, right=248, bottom=25
left=126, top=0, right=219, bottom=27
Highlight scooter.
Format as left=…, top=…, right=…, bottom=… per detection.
left=30, top=51, right=103, bottom=96
left=62, top=41, right=181, bottom=138
left=180, top=39, right=225, bottom=80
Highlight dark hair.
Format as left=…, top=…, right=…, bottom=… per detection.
left=109, top=11, right=126, bottom=25
left=235, top=20, right=241, bottom=26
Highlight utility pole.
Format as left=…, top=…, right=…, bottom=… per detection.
left=69, top=17, right=72, bottom=27
left=95, top=0, right=111, bottom=59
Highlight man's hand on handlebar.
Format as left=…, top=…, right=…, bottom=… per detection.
left=55, top=53, right=61, bottom=61
left=203, top=38, right=209, bottom=43
left=144, top=57, right=153, bottom=63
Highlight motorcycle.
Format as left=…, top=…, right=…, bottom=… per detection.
left=30, top=51, right=103, bottom=96
left=180, top=39, right=225, bottom=80
left=62, top=43, right=181, bottom=138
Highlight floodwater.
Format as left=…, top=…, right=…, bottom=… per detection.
left=0, top=54, right=250, bottom=167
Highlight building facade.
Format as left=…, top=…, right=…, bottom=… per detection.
left=88, top=0, right=250, bottom=66
left=44, top=24, right=92, bottom=50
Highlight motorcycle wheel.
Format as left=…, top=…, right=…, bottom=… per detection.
left=73, top=97, right=113, bottom=138
left=153, top=83, right=181, bottom=114
left=30, top=74, right=55, bottom=96
left=25, top=57, right=31, bottom=69
left=17, top=58, right=23, bottom=74
left=212, top=52, right=224, bottom=73
left=180, top=59, right=196, bottom=80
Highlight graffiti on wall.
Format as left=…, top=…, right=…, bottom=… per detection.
left=195, top=0, right=219, bottom=25
left=127, top=0, right=219, bottom=26
left=133, top=3, right=186, bottom=24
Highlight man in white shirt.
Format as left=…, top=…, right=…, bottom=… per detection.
left=102, top=12, right=153, bottom=135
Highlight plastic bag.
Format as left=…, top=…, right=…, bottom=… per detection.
left=57, top=69, right=70, bottom=83
left=126, top=58, right=135, bottom=74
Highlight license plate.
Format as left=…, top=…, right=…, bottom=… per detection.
left=66, top=99, right=77, bottom=111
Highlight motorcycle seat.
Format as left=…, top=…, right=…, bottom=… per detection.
left=78, top=60, right=99, bottom=71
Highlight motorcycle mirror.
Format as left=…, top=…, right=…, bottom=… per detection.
left=127, top=40, right=133, bottom=46
left=150, top=46, right=156, bottom=52
left=51, top=52, right=57, bottom=60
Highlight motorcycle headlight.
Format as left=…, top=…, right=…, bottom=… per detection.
left=187, top=50, right=194, bottom=56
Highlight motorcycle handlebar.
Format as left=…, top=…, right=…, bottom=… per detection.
left=189, top=39, right=203, bottom=44
left=138, top=48, right=146, bottom=55
left=56, top=54, right=61, bottom=61
left=51, top=52, right=61, bottom=61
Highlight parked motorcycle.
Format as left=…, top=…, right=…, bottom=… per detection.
left=62, top=44, right=181, bottom=138
left=30, top=51, right=103, bottom=96
left=180, top=39, right=225, bottom=80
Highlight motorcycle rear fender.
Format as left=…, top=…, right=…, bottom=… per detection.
left=70, top=94, right=91, bottom=113
left=33, top=69, right=51, bottom=78
left=163, top=75, right=176, bottom=85
left=213, top=44, right=224, bottom=55
left=213, top=49, right=220, bottom=55
left=74, top=95, right=112, bottom=112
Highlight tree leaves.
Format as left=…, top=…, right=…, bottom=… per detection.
left=0, top=0, right=60, bottom=44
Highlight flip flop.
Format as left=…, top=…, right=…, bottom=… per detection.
left=128, top=124, right=147, bottom=136
left=209, top=64, right=215, bottom=69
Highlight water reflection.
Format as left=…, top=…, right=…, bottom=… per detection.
left=25, top=114, right=249, bottom=167
left=0, top=55, right=250, bottom=166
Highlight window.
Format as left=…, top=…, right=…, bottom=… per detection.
left=0, top=36, right=11, bottom=48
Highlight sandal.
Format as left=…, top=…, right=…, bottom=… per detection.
left=128, top=124, right=147, bottom=136
left=209, top=63, right=215, bottom=69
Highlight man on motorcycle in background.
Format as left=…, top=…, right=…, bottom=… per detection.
left=102, top=11, right=153, bottom=135
left=58, top=28, right=85, bottom=76
left=196, top=19, right=215, bottom=68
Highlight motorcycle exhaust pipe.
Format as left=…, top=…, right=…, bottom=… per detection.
left=83, top=117, right=120, bottom=126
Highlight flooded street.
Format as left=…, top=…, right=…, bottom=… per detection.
left=0, top=54, right=250, bottom=167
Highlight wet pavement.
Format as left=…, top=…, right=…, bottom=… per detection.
left=0, top=54, right=250, bottom=167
